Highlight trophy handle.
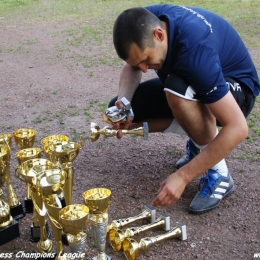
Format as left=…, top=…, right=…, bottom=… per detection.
left=15, top=165, right=25, bottom=182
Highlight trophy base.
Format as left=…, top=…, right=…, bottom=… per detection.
left=10, top=202, right=26, bottom=220
left=0, top=219, right=20, bottom=246
left=33, top=249, right=56, bottom=260
left=30, top=221, right=51, bottom=243
left=24, top=198, right=34, bottom=213
left=59, top=197, right=66, bottom=208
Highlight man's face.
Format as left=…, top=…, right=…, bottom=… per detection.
left=126, top=40, right=167, bottom=73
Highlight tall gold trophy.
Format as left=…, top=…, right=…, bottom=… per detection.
left=16, top=147, right=42, bottom=213
left=83, top=188, right=112, bottom=260
left=123, top=222, right=187, bottom=260
left=41, top=135, right=69, bottom=208
left=109, top=212, right=170, bottom=252
left=90, top=122, right=148, bottom=142
left=0, top=134, right=25, bottom=220
left=15, top=158, right=54, bottom=253
left=42, top=135, right=83, bottom=207
left=59, top=204, right=89, bottom=259
left=13, top=128, right=36, bottom=214
left=33, top=167, right=69, bottom=260
left=0, top=144, right=20, bottom=245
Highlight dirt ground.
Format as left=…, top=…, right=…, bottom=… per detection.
left=0, top=6, right=260, bottom=260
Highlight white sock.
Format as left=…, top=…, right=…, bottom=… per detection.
left=163, top=119, right=187, bottom=135
left=191, top=128, right=228, bottom=177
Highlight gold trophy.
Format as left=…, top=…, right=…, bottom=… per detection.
left=15, top=158, right=54, bottom=252
left=59, top=204, right=89, bottom=258
left=123, top=222, right=187, bottom=260
left=108, top=205, right=156, bottom=233
left=33, top=167, right=68, bottom=260
left=83, top=188, right=112, bottom=260
left=42, top=135, right=83, bottom=207
left=41, top=135, right=69, bottom=209
left=16, top=147, right=42, bottom=213
left=0, top=135, right=25, bottom=220
left=0, top=144, right=20, bottom=246
left=13, top=128, right=36, bottom=149
left=109, top=212, right=170, bottom=251
left=90, top=122, right=148, bottom=142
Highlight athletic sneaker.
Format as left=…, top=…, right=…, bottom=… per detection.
left=175, top=139, right=200, bottom=168
left=189, top=169, right=235, bottom=214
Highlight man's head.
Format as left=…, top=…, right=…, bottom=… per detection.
left=113, top=7, right=168, bottom=72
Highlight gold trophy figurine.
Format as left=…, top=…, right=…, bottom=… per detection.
left=90, top=122, right=149, bottom=142
left=0, top=135, right=25, bottom=221
left=16, top=147, right=42, bottom=213
left=109, top=212, right=170, bottom=252
left=15, top=158, right=54, bottom=252
left=123, top=222, right=187, bottom=260
left=59, top=204, right=89, bottom=259
left=0, top=144, right=20, bottom=246
left=83, top=188, right=112, bottom=260
left=33, top=168, right=69, bottom=260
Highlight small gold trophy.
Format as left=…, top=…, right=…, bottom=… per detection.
left=59, top=204, right=89, bottom=259
left=13, top=128, right=36, bottom=149
left=15, top=158, right=54, bottom=250
left=16, top=147, right=42, bottom=213
left=123, top=222, right=187, bottom=260
left=108, top=205, right=156, bottom=232
left=90, top=122, right=148, bottom=142
left=0, top=144, right=20, bottom=246
left=33, top=167, right=68, bottom=260
left=83, top=188, right=112, bottom=260
left=109, top=212, right=170, bottom=251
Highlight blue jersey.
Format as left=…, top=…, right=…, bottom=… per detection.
left=145, top=4, right=260, bottom=104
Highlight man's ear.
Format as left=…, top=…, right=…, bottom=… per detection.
left=154, top=27, right=165, bottom=42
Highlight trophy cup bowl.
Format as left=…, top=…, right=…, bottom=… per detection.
left=15, top=158, right=53, bottom=185
left=13, top=128, right=36, bottom=149
left=41, top=135, right=69, bottom=160
left=16, top=148, right=42, bottom=165
left=82, top=188, right=111, bottom=215
left=59, top=204, right=89, bottom=235
left=32, top=168, right=66, bottom=197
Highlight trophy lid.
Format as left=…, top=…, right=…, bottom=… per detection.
left=82, top=188, right=111, bottom=214
left=59, top=204, right=89, bottom=235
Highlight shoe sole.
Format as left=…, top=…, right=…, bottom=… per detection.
left=189, top=185, right=236, bottom=214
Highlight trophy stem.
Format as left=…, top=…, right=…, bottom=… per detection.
left=67, top=232, right=87, bottom=258
left=26, top=184, right=32, bottom=199
left=63, top=166, right=74, bottom=206
left=90, top=216, right=111, bottom=260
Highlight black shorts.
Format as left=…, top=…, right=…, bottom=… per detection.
left=108, top=74, right=256, bottom=124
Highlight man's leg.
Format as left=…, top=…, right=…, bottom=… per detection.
left=164, top=74, right=234, bottom=213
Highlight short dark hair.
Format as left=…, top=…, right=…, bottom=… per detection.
left=113, top=7, right=162, bottom=60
